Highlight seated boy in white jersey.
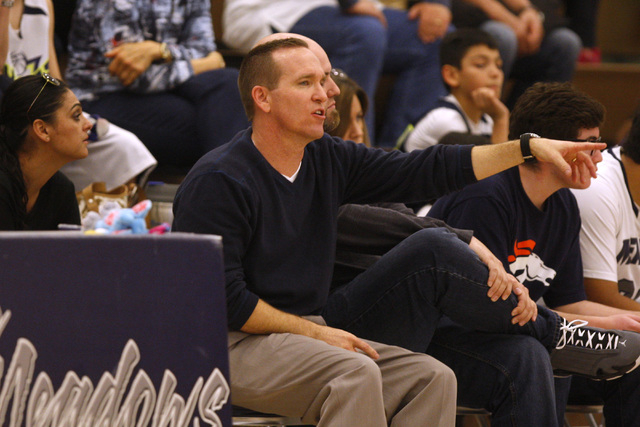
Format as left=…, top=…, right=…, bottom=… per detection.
left=404, top=28, right=509, bottom=152
left=569, top=104, right=640, bottom=420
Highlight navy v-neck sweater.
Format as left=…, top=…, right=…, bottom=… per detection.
left=173, top=128, right=475, bottom=330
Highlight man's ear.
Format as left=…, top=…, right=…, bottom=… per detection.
left=252, top=85, right=271, bottom=114
left=441, top=64, right=461, bottom=89
left=31, top=119, right=51, bottom=142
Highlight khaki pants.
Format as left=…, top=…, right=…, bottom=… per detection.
left=228, top=317, right=457, bottom=426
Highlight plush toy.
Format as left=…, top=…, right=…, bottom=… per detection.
left=91, top=200, right=152, bottom=234
left=82, top=199, right=172, bottom=235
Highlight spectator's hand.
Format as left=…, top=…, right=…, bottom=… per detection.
left=105, top=41, right=160, bottom=86
left=408, top=2, right=451, bottom=43
left=471, top=87, right=508, bottom=121
left=505, top=18, right=530, bottom=56
left=346, top=0, right=387, bottom=27
left=511, top=282, right=537, bottom=325
left=191, top=51, right=226, bottom=75
left=312, top=324, right=380, bottom=359
left=469, top=236, right=515, bottom=301
left=597, top=314, right=640, bottom=333
left=570, top=148, right=603, bottom=187
left=530, top=138, right=606, bottom=179
left=518, top=8, right=544, bottom=55
left=484, top=253, right=515, bottom=302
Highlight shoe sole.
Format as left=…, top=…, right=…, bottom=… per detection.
left=555, top=353, right=640, bottom=381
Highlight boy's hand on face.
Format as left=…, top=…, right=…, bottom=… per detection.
left=471, top=87, right=508, bottom=120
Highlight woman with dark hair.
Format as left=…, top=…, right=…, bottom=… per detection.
left=0, top=74, right=92, bottom=230
left=0, top=0, right=157, bottom=191
left=328, top=69, right=371, bottom=147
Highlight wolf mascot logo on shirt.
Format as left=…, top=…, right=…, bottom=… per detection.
left=508, top=239, right=556, bottom=286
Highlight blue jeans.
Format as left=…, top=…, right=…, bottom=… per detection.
left=323, top=228, right=564, bottom=426
left=568, top=368, right=640, bottom=426
left=83, top=68, right=248, bottom=168
left=291, top=6, right=447, bottom=148
left=428, top=319, right=571, bottom=427
left=480, top=21, right=581, bottom=107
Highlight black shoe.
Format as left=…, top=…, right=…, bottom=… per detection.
left=550, top=318, right=640, bottom=380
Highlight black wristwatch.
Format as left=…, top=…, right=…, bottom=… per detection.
left=519, top=133, right=539, bottom=163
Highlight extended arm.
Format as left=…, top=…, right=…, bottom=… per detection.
left=470, top=138, right=606, bottom=181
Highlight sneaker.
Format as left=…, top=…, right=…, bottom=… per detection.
left=550, top=318, right=640, bottom=380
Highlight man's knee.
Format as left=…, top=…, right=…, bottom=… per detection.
left=545, top=28, right=582, bottom=58
left=481, top=20, right=517, bottom=59
left=327, top=351, right=384, bottom=393
left=404, top=227, right=476, bottom=262
left=420, top=356, right=457, bottom=392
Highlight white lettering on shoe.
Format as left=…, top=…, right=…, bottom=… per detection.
left=0, top=307, right=231, bottom=427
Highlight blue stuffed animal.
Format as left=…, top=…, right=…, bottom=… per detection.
left=93, top=200, right=152, bottom=234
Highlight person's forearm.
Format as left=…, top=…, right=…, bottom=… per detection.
left=468, top=236, right=495, bottom=265
left=589, top=292, right=640, bottom=311
left=241, top=299, right=320, bottom=337
left=584, top=278, right=640, bottom=311
left=600, top=293, right=640, bottom=311
left=555, top=300, right=634, bottom=317
left=501, top=0, right=532, bottom=13
left=471, top=139, right=523, bottom=180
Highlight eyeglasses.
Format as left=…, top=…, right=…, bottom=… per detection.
left=27, top=73, right=62, bottom=116
left=571, top=136, right=602, bottom=156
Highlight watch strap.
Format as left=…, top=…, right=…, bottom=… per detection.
left=520, top=133, right=538, bottom=163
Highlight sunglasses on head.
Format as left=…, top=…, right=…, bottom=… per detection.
left=330, top=68, right=348, bottom=79
left=27, top=73, right=62, bottom=116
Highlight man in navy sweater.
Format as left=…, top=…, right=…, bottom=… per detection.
left=172, top=37, right=609, bottom=425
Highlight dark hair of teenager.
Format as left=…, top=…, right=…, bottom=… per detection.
left=328, top=71, right=371, bottom=147
left=509, top=82, right=605, bottom=142
left=238, top=37, right=309, bottom=121
left=0, top=74, right=69, bottom=226
left=622, top=103, right=640, bottom=164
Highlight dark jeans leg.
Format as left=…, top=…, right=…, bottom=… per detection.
left=569, top=368, right=640, bottom=426
left=84, top=93, right=200, bottom=167
left=428, top=318, right=561, bottom=427
left=174, top=68, right=249, bottom=153
left=378, top=8, right=447, bottom=148
left=83, top=68, right=247, bottom=167
left=564, top=0, right=600, bottom=47
left=323, top=227, right=561, bottom=352
left=506, top=28, right=581, bottom=108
